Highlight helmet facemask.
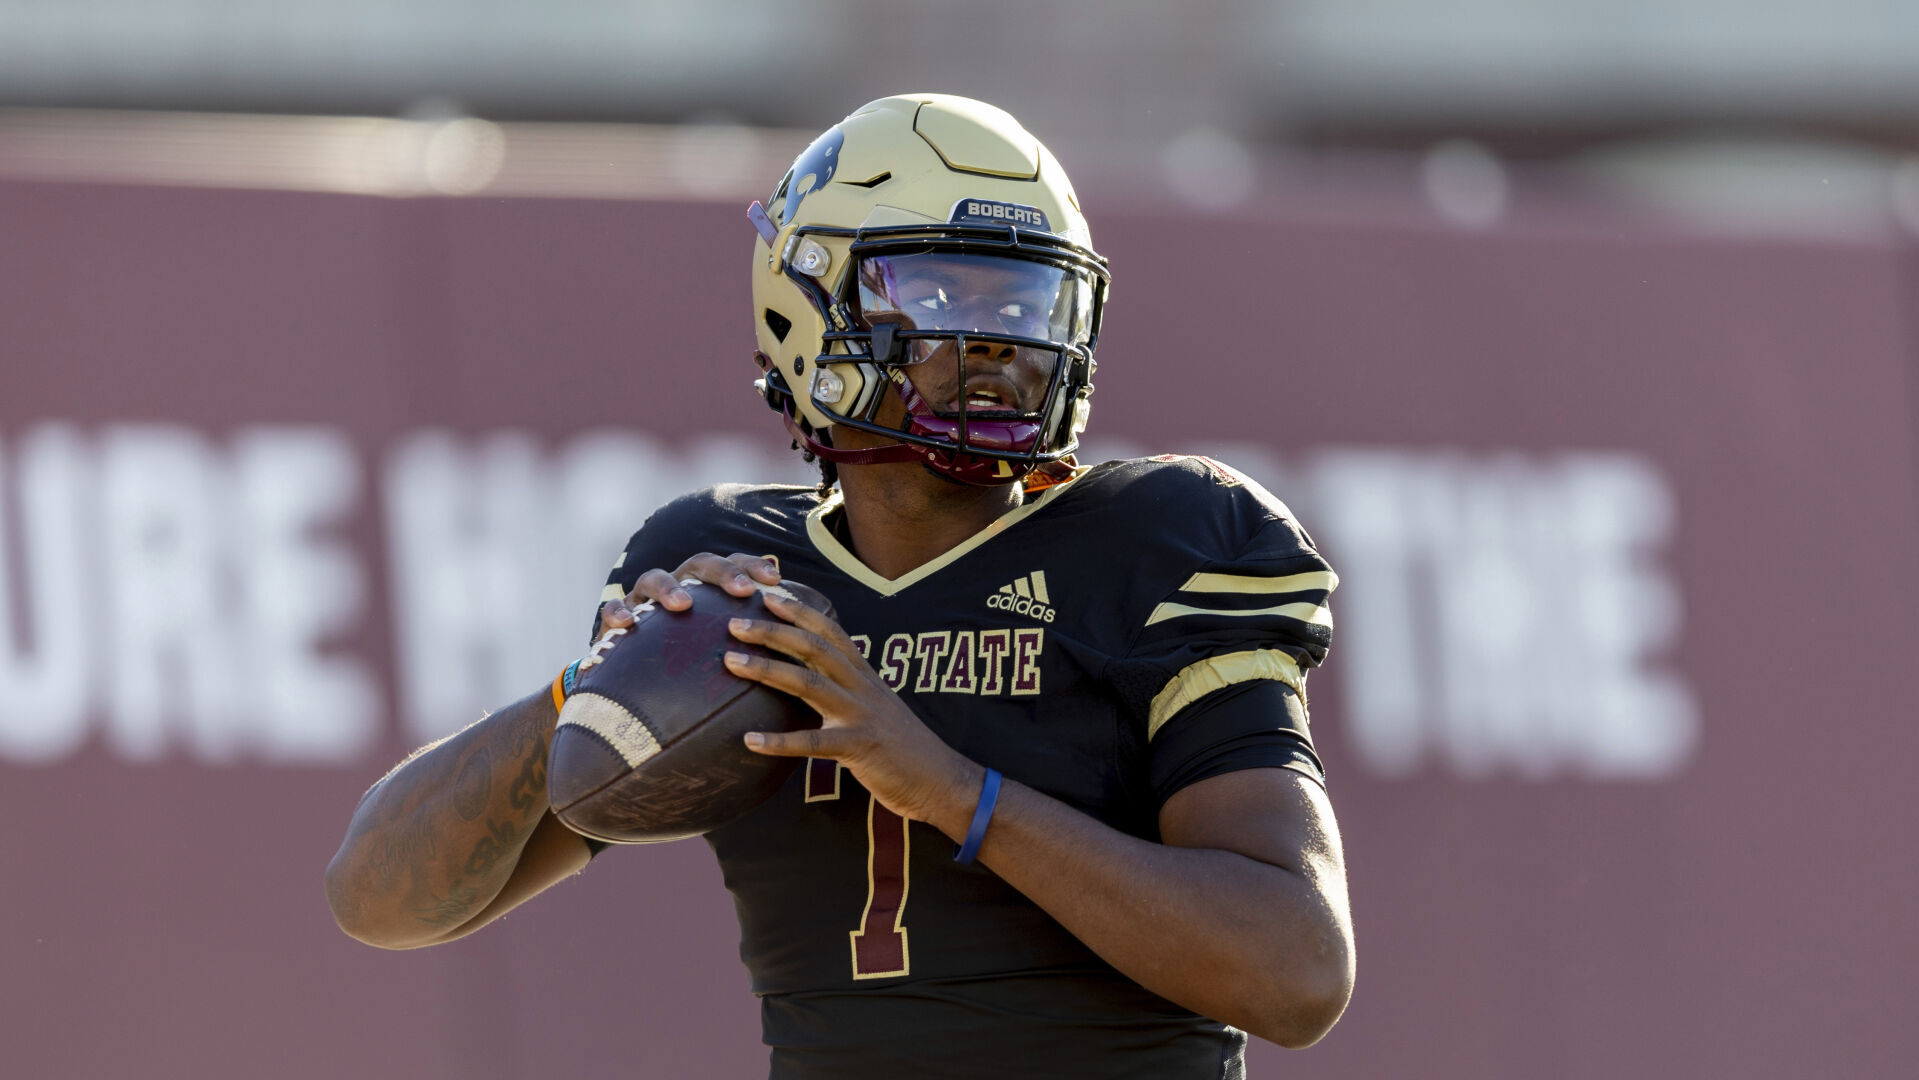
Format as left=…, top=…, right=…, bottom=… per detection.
left=772, top=224, right=1105, bottom=486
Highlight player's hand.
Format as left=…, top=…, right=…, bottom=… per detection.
left=597, top=552, right=784, bottom=636
left=725, top=592, right=981, bottom=837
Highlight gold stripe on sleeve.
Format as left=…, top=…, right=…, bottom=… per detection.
left=1144, top=600, right=1332, bottom=628
left=1179, top=569, right=1338, bottom=595
left=600, top=583, right=625, bottom=603
left=1147, top=649, right=1304, bottom=741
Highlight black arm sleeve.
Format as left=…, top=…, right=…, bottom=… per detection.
left=1147, top=680, right=1325, bottom=808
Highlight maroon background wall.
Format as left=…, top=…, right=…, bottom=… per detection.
left=2, top=178, right=1916, bottom=1079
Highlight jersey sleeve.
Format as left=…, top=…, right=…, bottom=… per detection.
left=584, top=487, right=731, bottom=646
left=1110, top=509, right=1338, bottom=807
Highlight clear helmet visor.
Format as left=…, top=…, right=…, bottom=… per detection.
left=852, top=251, right=1096, bottom=366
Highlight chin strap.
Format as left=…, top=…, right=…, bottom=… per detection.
left=760, top=361, right=928, bottom=466
left=780, top=407, right=924, bottom=466
left=779, top=401, right=1041, bottom=487
left=769, top=358, right=1047, bottom=485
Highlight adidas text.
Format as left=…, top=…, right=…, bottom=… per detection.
left=987, top=593, right=1055, bottom=622
left=988, top=572, right=1057, bottom=623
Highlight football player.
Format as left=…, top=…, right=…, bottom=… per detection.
left=326, top=94, right=1354, bottom=1078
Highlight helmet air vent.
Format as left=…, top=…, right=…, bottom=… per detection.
left=763, top=309, right=793, bottom=342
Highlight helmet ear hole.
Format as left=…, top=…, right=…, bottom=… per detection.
left=763, top=309, right=793, bottom=342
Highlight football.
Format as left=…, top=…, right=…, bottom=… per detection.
left=548, top=578, right=835, bottom=843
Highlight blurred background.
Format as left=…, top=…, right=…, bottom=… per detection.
left=1, top=2, right=1914, bottom=1077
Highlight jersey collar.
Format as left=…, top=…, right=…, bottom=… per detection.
left=805, top=466, right=1087, bottom=598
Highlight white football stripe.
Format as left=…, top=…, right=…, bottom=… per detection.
left=557, top=694, right=662, bottom=769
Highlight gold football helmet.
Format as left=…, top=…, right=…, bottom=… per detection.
left=749, top=94, right=1110, bottom=486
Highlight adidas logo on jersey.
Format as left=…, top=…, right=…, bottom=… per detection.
left=988, top=571, right=1056, bottom=623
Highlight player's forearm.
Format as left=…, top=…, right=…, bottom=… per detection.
left=938, top=774, right=1353, bottom=1048
left=324, top=688, right=560, bottom=949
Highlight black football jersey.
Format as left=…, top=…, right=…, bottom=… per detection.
left=594, top=455, right=1336, bottom=1080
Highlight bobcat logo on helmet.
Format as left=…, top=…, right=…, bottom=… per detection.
left=747, top=94, right=1111, bottom=488
left=773, top=126, right=843, bottom=227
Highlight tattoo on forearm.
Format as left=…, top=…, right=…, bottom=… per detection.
left=410, top=880, right=483, bottom=930
left=464, top=818, right=520, bottom=879
left=506, top=721, right=547, bottom=813
left=372, top=814, right=438, bottom=890
left=367, top=703, right=557, bottom=934
left=452, top=745, right=494, bottom=821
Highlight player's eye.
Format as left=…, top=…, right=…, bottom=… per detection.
left=912, top=288, right=951, bottom=312
left=999, top=302, right=1028, bottom=319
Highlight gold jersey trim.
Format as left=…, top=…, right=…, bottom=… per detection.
left=805, top=467, right=1087, bottom=597
left=1179, top=569, right=1338, bottom=596
left=1144, top=599, right=1333, bottom=629
left=1147, top=649, right=1305, bottom=741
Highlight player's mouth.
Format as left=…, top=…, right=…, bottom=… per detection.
left=950, top=377, right=1024, bottom=415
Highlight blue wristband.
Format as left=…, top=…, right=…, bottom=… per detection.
left=953, top=767, right=1002, bottom=865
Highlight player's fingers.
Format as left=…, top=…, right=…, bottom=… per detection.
left=600, top=591, right=659, bottom=633
left=741, top=725, right=851, bottom=759
left=599, top=599, right=636, bottom=631
left=727, top=617, right=856, bottom=683
left=631, top=568, right=692, bottom=610
left=673, top=552, right=762, bottom=597
left=761, top=590, right=865, bottom=665
left=726, top=552, right=782, bottom=585
left=722, top=648, right=845, bottom=708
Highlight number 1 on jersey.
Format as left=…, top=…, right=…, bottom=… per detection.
left=851, top=796, right=910, bottom=979
left=806, top=757, right=911, bottom=979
